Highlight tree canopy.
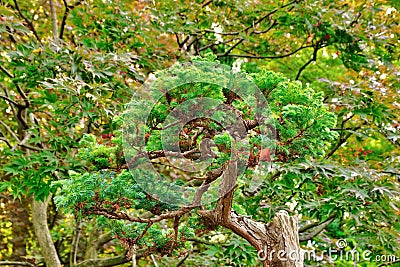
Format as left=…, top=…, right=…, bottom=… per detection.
left=0, top=0, right=399, bottom=266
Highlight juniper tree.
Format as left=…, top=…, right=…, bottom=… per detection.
left=55, top=54, right=339, bottom=266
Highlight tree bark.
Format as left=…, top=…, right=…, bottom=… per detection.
left=229, top=211, right=303, bottom=267
left=198, top=158, right=303, bottom=266
left=199, top=208, right=303, bottom=267
left=31, top=197, right=61, bottom=267
left=49, top=0, right=59, bottom=42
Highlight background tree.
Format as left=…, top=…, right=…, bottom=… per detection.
left=0, top=0, right=399, bottom=266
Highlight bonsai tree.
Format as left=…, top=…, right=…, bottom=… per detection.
left=55, top=54, right=339, bottom=266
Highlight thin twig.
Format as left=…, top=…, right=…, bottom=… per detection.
left=221, top=44, right=313, bottom=59
left=12, top=0, right=42, bottom=44
left=295, top=42, right=321, bottom=80
left=59, top=0, right=82, bottom=39
left=299, top=214, right=336, bottom=241
left=0, top=66, right=30, bottom=108
left=0, top=137, right=12, bottom=148
left=0, top=120, right=20, bottom=142
left=150, top=255, right=159, bottom=267
left=176, top=252, right=189, bottom=266
left=0, top=262, right=35, bottom=267
left=70, top=219, right=82, bottom=266
left=0, top=95, right=21, bottom=107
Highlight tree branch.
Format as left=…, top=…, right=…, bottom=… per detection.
left=0, top=261, right=35, bottom=267
left=295, top=42, right=320, bottom=80
left=96, top=231, right=114, bottom=248
left=324, top=122, right=367, bottom=159
left=74, top=250, right=145, bottom=267
left=12, top=0, right=42, bottom=44
left=299, top=214, right=336, bottom=241
left=220, top=38, right=244, bottom=56
left=0, top=119, right=20, bottom=142
left=176, top=252, right=189, bottom=267
left=221, top=44, right=314, bottom=59
left=1, top=84, right=18, bottom=118
left=0, top=94, right=21, bottom=107
left=0, top=65, right=13, bottom=79
left=70, top=219, right=82, bottom=266
left=0, top=137, right=12, bottom=148
left=378, top=259, right=400, bottom=267
left=0, top=66, right=30, bottom=108
left=201, top=0, right=301, bottom=37
left=59, top=0, right=82, bottom=39
left=88, top=206, right=195, bottom=225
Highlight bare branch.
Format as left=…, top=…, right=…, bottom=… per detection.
left=0, top=261, right=35, bottom=267
left=70, top=219, right=82, bottom=266
left=1, top=84, right=18, bottom=119
left=12, top=0, right=42, bottom=44
left=96, top=231, right=114, bottom=248
left=325, top=121, right=367, bottom=159
left=12, top=131, right=30, bottom=150
left=0, top=137, right=12, bottom=148
left=150, top=255, right=159, bottom=267
left=89, top=206, right=195, bottom=224
left=60, top=0, right=82, bottom=39
left=299, top=215, right=336, bottom=241
left=0, top=119, right=20, bottom=142
left=378, top=259, right=400, bottom=267
left=295, top=42, right=321, bottom=80
left=253, top=19, right=277, bottom=34
left=0, top=94, right=21, bottom=107
left=133, top=222, right=153, bottom=243
left=221, top=44, right=314, bottom=59
left=201, top=0, right=213, bottom=8
left=174, top=33, right=190, bottom=49
left=148, top=147, right=200, bottom=159
left=200, top=0, right=301, bottom=37
left=176, top=252, right=189, bottom=267
left=219, top=38, right=244, bottom=56
left=0, top=65, right=13, bottom=78
left=74, top=251, right=143, bottom=267
left=0, top=66, right=30, bottom=108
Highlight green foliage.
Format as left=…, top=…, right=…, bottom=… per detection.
left=0, top=0, right=398, bottom=265
left=251, top=71, right=339, bottom=159
left=203, top=235, right=259, bottom=266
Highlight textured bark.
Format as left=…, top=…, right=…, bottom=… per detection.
left=31, top=197, right=61, bottom=267
left=198, top=157, right=303, bottom=266
left=229, top=211, right=303, bottom=267
left=199, top=209, right=303, bottom=267
left=49, top=0, right=59, bottom=42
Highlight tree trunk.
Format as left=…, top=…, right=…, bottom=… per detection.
left=31, top=197, right=61, bottom=267
left=229, top=211, right=303, bottom=267
left=49, top=0, right=59, bottom=42
left=198, top=159, right=303, bottom=266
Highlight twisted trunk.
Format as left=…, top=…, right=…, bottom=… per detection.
left=229, top=211, right=303, bottom=267
left=198, top=160, right=303, bottom=266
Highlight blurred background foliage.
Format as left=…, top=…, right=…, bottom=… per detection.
left=0, top=0, right=399, bottom=266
